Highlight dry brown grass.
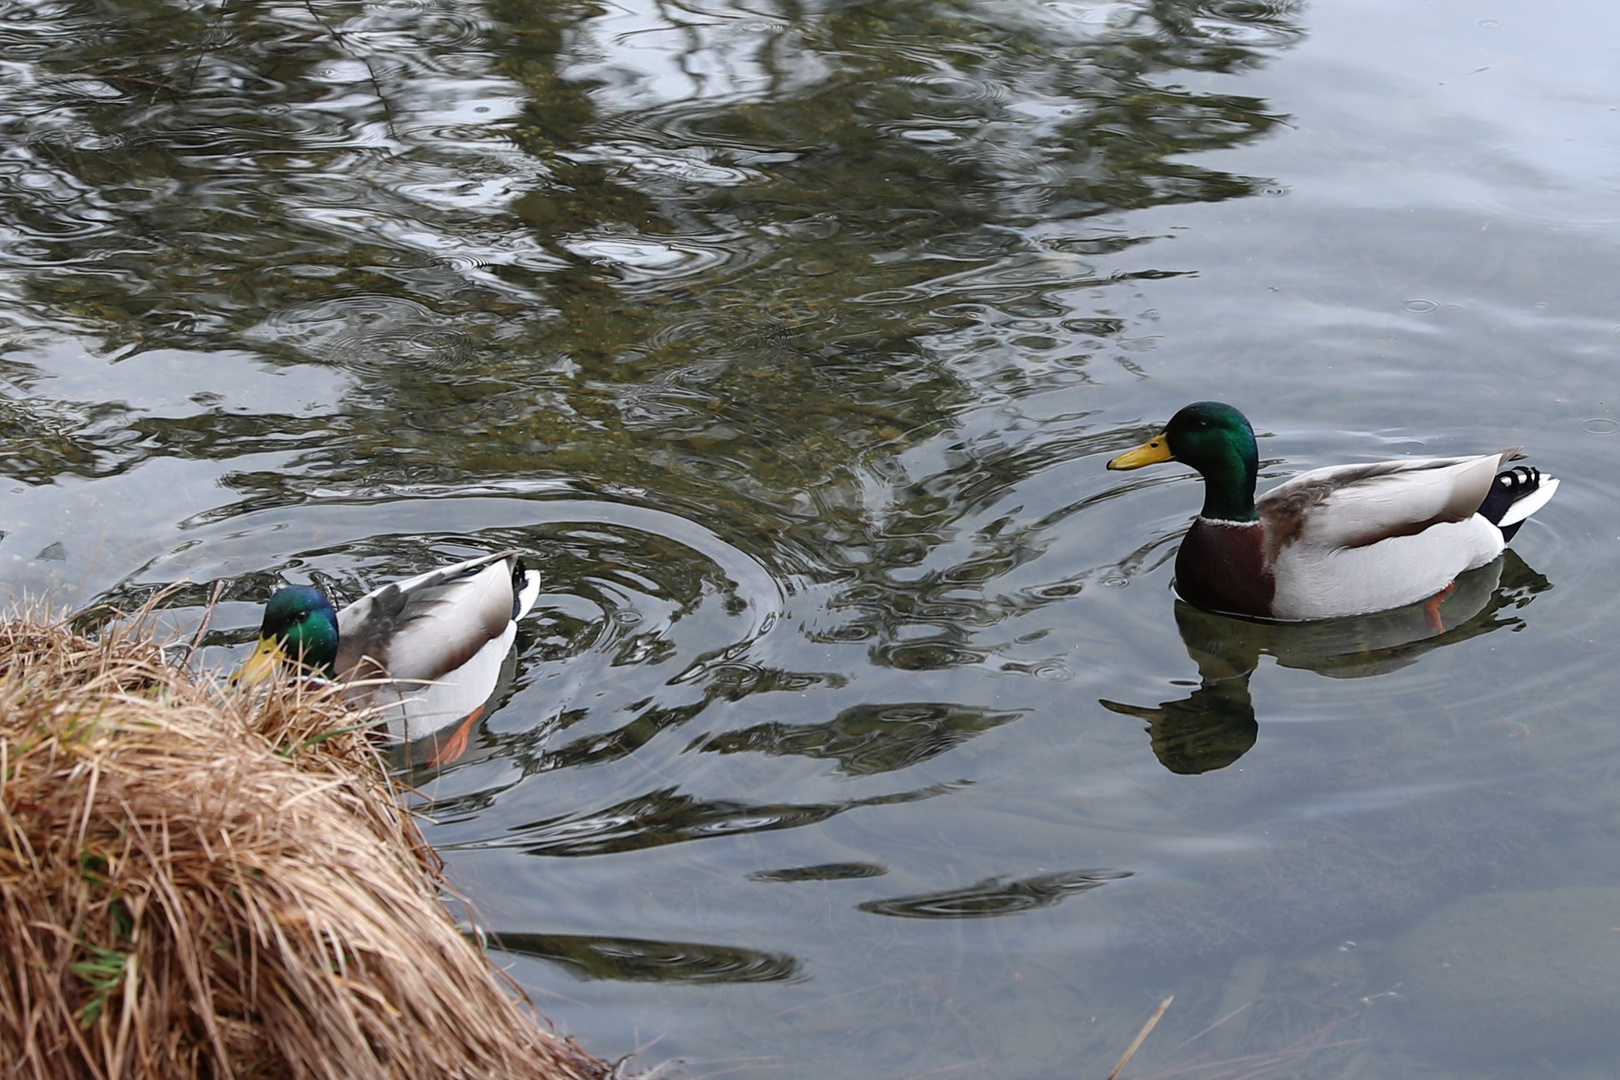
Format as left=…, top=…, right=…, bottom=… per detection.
left=0, top=608, right=609, bottom=1080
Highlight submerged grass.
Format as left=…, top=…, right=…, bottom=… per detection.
left=0, top=609, right=608, bottom=1080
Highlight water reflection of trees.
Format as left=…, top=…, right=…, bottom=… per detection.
left=5, top=0, right=1296, bottom=478
left=4, top=0, right=1303, bottom=694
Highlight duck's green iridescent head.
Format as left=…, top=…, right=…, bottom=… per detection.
left=234, top=585, right=340, bottom=685
left=1107, top=401, right=1259, bottom=522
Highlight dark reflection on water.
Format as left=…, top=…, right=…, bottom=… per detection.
left=749, top=862, right=889, bottom=884
left=1, top=0, right=1295, bottom=544
left=486, top=932, right=803, bottom=985
left=858, top=868, right=1133, bottom=919
left=1104, top=551, right=1553, bottom=774
left=693, top=701, right=1022, bottom=776
left=448, top=781, right=964, bottom=858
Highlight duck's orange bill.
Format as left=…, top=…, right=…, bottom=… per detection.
left=232, top=636, right=290, bottom=688
left=1107, top=435, right=1175, bottom=470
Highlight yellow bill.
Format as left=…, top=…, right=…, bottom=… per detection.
left=232, top=635, right=290, bottom=688
left=1107, top=435, right=1175, bottom=471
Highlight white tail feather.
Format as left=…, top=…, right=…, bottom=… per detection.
left=514, top=569, right=541, bottom=620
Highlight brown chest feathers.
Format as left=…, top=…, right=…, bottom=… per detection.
left=1174, top=518, right=1276, bottom=619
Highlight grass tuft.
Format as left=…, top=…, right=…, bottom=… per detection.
left=0, top=607, right=608, bottom=1080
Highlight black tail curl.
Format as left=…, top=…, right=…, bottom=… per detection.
left=1479, top=465, right=1543, bottom=541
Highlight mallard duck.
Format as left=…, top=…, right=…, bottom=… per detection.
left=235, top=550, right=540, bottom=762
left=1106, top=402, right=1558, bottom=621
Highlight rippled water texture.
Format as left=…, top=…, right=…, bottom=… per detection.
left=3, top=0, right=1619, bottom=1076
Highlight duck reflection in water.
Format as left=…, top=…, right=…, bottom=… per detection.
left=1101, top=550, right=1551, bottom=775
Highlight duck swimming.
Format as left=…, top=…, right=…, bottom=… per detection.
left=235, top=550, right=540, bottom=762
left=1106, top=402, right=1558, bottom=622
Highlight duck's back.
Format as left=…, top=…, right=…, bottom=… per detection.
left=332, top=551, right=538, bottom=742
left=1256, top=451, right=1514, bottom=552
left=1253, top=452, right=1517, bottom=621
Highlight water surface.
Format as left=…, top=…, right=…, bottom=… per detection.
left=3, top=0, right=1619, bottom=1075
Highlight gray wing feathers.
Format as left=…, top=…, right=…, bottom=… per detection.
left=1258, top=453, right=1512, bottom=551
left=334, top=551, right=526, bottom=684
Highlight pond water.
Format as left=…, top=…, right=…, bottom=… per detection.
left=4, top=0, right=1619, bottom=1075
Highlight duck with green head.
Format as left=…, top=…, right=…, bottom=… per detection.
left=1107, top=401, right=1558, bottom=621
left=236, top=550, right=540, bottom=762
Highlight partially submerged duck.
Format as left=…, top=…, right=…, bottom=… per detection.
left=236, top=550, right=540, bottom=762
left=1106, top=401, right=1558, bottom=621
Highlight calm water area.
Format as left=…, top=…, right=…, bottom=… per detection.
left=3, top=0, right=1620, bottom=1075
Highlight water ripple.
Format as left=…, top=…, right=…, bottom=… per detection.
left=486, top=932, right=803, bottom=985
left=692, top=702, right=1023, bottom=776
left=561, top=230, right=738, bottom=283
left=243, top=295, right=477, bottom=370
left=858, top=868, right=1133, bottom=919
left=1455, top=138, right=1620, bottom=230
left=461, top=783, right=955, bottom=857
left=749, top=862, right=889, bottom=883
